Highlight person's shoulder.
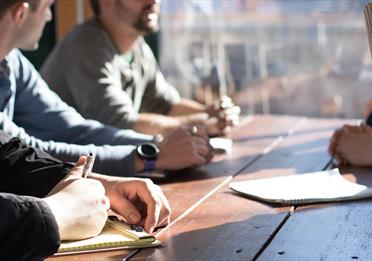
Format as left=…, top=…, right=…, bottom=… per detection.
left=62, top=17, right=109, bottom=48
left=6, top=49, right=30, bottom=68
left=7, top=49, right=23, bottom=60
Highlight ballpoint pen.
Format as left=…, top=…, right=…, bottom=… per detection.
left=82, top=152, right=96, bottom=178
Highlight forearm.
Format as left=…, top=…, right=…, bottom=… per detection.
left=0, top=193, right=60, bottom=260
left=168, top=98, right=207, bottom=116
left=133, top=113, right=180, bottom=135
left=0, top=114, right=139, bottom=176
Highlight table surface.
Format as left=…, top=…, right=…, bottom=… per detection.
left=49, top=114, right=372, bottom=261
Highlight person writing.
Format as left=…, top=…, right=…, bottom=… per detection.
left=0, top=131, right=170, bottom=260
left=42, top=0, right=240, bottom=136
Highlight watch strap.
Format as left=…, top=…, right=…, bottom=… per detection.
left=143, top=159, right=157, bottom=172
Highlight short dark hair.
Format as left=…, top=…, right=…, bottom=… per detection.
left=90, top=0, right=100, bottom=16
left=0, top=0, right=40, bottom=19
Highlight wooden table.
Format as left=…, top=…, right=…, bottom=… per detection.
left=50, top=114, right=372, bottom=261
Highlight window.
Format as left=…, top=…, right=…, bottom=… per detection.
left=159, top=0, right=372, bottom=118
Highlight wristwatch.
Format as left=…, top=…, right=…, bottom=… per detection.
left=136, top=142, right=159, bottom=172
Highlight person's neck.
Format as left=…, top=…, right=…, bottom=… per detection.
left=0, top=47, right=9, bottom=62
left=98, top=15, right=141, bottom=54
left=0, top=23, right=14, bottom=61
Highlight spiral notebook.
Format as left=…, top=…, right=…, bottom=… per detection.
left=229, top=169, right=372, bottom=205
left=55, top=216, right=162, bottom=255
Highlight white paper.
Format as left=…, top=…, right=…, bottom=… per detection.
left=230, top=169, right=372, bottom=204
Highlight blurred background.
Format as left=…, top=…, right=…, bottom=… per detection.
left=29, top=0, right=372, bottom=119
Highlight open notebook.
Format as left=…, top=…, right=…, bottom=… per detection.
left=229, top=169, right=372, bottom=205
left=55, top=216, right=161, bottom=255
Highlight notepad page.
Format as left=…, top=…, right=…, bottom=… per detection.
left=58, top=223, right=156, bottom=253
left=230, top=169, right=372, bottom=204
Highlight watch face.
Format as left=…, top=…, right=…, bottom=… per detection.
left=137, top=143, right=159, bottom=160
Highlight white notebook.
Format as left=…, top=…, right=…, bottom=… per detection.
left=229, top=169, right=372, bottom=205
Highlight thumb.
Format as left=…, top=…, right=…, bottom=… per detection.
left=75, top=156, right=86, bottom=169
left=112, top=197, right=142, bottom=225
left=66, top=156, right=87, bottom=179
left=46, top=156, right=87, bottom=196
left=191, top=112, right=209, bottom=121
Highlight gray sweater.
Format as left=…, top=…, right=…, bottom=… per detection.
left=41, top=17, right=180, bottom=130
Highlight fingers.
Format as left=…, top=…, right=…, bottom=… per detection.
left=175, top=127, right=212, bottom=162
left=67, top=156, right=87, bottom=179
left=46, top=156, right=88, bottom=196
left=205, top=108, right=240, bottom=136
left=135, top=180, right=171, bottom=233
left=144, top=185, right=171, bottom=232
left=158, top=127, right=213, bottom=169
left=113, top=196, right=142, bottom=224
left=144, top=195, right=161, bottom=233
left=188, top=125, right=208, bottom=139
left=192, top=136, right=213, bottom=165
left=361, top=123, right=372, bottom=135
left=108, top=179, right=171, bottom=234
left=156, top=186, right=171, bottom=227
left=328, top=129, right=341, bottom=155
left=75, top=156, right=87, bottom=168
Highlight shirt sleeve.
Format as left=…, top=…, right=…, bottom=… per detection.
left=0, top=113, right=138, bottom=176
left=0, top=136, right=72, bottom=197
left=14, top=50, right=152, bottom=146
left=0, top=193, right=60, bottom=260
left=0, top=50, right=153, bottom=176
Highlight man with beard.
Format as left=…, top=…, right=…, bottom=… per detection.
left=0, top=0, right=214, bottom=177
left=41, top=0, right=240, bottom=136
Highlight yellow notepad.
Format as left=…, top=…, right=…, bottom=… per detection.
left=55, top=217, right=162, bottom=255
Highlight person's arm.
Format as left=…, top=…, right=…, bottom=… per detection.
left=168, top=98, right=208, bottom=116
left=132, top=112, right=208, bottom=135
left=170, top=98, right=241, bottom=136
left=89, top=173, right=171, bottom=233
left=43, top=156, right=109, bottom=240
left=0, top=136, right=72, bottom=197
left=0, top=50, right=156, bottom=176
left=0, top=112, right=138, bottom=176
left=14, top=49, right=152, bottom=146
left=0, top=193, right=60, bottom=260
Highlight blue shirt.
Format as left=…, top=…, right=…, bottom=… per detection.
left=0, top=49, right=153, bottom=176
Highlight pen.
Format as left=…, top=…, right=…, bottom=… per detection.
left=82, top=152, right=96, bottom=178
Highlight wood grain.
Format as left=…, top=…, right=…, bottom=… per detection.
left=133, top=116, right=346, bottom=260
left=258, top=165, right=372, bottom=260
left=158, top=115, right=304, bottom=221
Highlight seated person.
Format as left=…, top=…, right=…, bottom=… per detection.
left=0, top=0, right=212, bottom=177
left=329, top=123, right=372, bottom=166
left=41, top=0, right=240, bottom=136
left=329, top=99, right=372, bottom=166
left=0, top=130, right=170, bottom=260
